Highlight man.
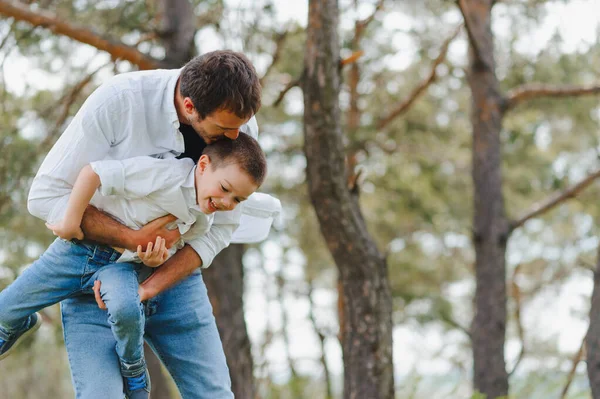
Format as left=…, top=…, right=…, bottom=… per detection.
left=27, top=50, right=266, bottom=398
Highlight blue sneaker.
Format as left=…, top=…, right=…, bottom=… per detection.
left=0, top=312, right=42, bottom=360
left=124, top=368, right=150, bottom=399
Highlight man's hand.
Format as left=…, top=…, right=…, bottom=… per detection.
left=137, top=236, right=169, bottom=267
left=93, top=280, right=107, bottom=310
left=134, top=214, right=180, bottom=250
left=94, top=280, right=150, bottom=309
left=46, top=220, right=84, bottom=241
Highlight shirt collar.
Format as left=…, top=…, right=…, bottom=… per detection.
left=182, top=165, right=201, bottom=211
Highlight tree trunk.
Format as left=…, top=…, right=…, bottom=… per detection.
left=145, top=343, right=173, bottom=399
left=461, top=1, right=509, bottom=397
left=586, top=245, right=600, bottom=398
left=153, top=1, right=254, bottom=395
left=155, top=0, right=196, bottom=67
left=204, top=244, right=256, bottom=399
left=302, top=1, right=394, bottom=398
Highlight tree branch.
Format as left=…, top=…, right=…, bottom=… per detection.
left=504, top=83, right=600, bottom=112
left=510, top=169, right=600, bottom=232
left=377, top=24, right=462, bottom=130
left=508, top=264, right=525, bottom=377
left=560, top=337, right=586, bottom=399
left=457, top=0, right=492, bottom=71
left=272, top=77, right=301, bottom=107
left=307, top=279, right=333, bottom=399
left=260, top=30, right=289, bottom=87
left=0, top=0, right=160, bottom=70
left=354, top=0, right=385, bottom=41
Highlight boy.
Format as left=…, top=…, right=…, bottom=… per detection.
left=0, top=133, right=267, bottom=399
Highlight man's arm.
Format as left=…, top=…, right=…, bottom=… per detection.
left=137, top=244, right=201, bottom=301
left=135, top=216, right=238, bottom=300
left=81, top=206, right=180, bottom=251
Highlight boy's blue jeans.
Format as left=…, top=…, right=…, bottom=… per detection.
left=0, top=238, right=146, bottom=378
left=0, top=238, right=233, bottom=398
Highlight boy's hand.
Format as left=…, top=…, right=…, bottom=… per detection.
left=137, top=236, right=169, bottom=267
left=46, top=221, right=84, bottom=241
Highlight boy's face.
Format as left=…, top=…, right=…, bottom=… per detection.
left=195, top=155, right=258, bottom=214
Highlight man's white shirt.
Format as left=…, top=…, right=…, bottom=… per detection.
left=27, top=68, right=275, bottom=268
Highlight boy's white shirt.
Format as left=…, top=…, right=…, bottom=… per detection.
left=89, top=156, right=212, bottom=263
left=27, top=68, right=279, bottom=268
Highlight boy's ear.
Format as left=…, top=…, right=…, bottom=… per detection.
left=198, top=154, right=211, bottom=173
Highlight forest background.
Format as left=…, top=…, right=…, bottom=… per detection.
left=0, top=0, right=599, bottom=398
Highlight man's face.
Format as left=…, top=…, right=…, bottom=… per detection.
left=194, top=155, right=258, bottom=214
left=187, top=106, right=250, bottom=144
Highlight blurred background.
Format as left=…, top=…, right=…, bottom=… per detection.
left=0, top=0, right=599, bottom=398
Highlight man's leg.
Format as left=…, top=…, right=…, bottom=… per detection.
left=60, top=243, right=126, bottom=399
left=144, top=269, right=233, bottom=399
left=61, top=294, right=126, bottom=399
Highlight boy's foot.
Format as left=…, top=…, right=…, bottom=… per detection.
left=0, top=312, right=42, bottom=360
left=124, top=368, right=151, bottom=399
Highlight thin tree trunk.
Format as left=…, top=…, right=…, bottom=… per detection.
left=586, top=245, right=600, bottom=398
left=303, top=0, right=394, bottom=398
left=145, top=343, right=173, bottom=399
left=204, top=244, right=256, bottom=399
left=460, top=0, right=509, bottom=397
left=154, top=0, right=254, bottom=394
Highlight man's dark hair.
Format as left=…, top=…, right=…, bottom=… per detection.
left=180, top=50, right=261, bottom=120
left=202, top=133, right=267, bottom=187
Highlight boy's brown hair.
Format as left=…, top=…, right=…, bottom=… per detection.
left=203, top=133, right=267, bottom=187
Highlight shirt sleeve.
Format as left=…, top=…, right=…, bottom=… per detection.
left=27, top=85, right=126, bottom=223
left=186, top=207, right=242, bottom=268
left=89, top=157, right=193, bottom=199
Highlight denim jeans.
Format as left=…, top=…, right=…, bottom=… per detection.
left=61, top=250, right=234, bottom=398
left=0, top=238, right=147, bottom=378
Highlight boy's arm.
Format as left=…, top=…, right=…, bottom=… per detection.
left=46, top=165, right=100, bottom=240
left=80, top=157, right=187, bottom=251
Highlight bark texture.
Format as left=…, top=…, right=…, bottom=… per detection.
left=587, top=246, right=600, bottom=398
left=303, top=0, right=394, bottom=397
left=204, top=244, right=256, bottom=399
left=461, top=0, right=509, bottom=397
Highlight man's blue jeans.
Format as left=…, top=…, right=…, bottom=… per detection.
left=61, top=245, right=234, bottom=399
left=0, top=238, right=233, bottom=398
left=0, top=238, right=147, bottom=378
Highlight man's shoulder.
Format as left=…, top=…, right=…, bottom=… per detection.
left=96, top=69, right=179, bottom=99
left=107, top=69, right=179, bottom=87
left=81, top=69, right=180, bottom=118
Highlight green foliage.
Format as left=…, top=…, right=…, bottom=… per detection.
left=1, top=0, right=599, bottom=397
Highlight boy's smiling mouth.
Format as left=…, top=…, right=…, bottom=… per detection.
left=208, top=198, right=218, bottom=212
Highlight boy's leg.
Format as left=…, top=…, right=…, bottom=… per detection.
left=0, top=239, right=91, bottom=352
left=93, top=264, right=147, bottom=379
left=144, top=269, right=234, bottom=399
left=61, top=294, right=126, bottom=399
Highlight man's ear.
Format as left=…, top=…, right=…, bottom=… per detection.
left=198, top=154, right=211, bottom=173
left=183, top=97, right=196, bottom=118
